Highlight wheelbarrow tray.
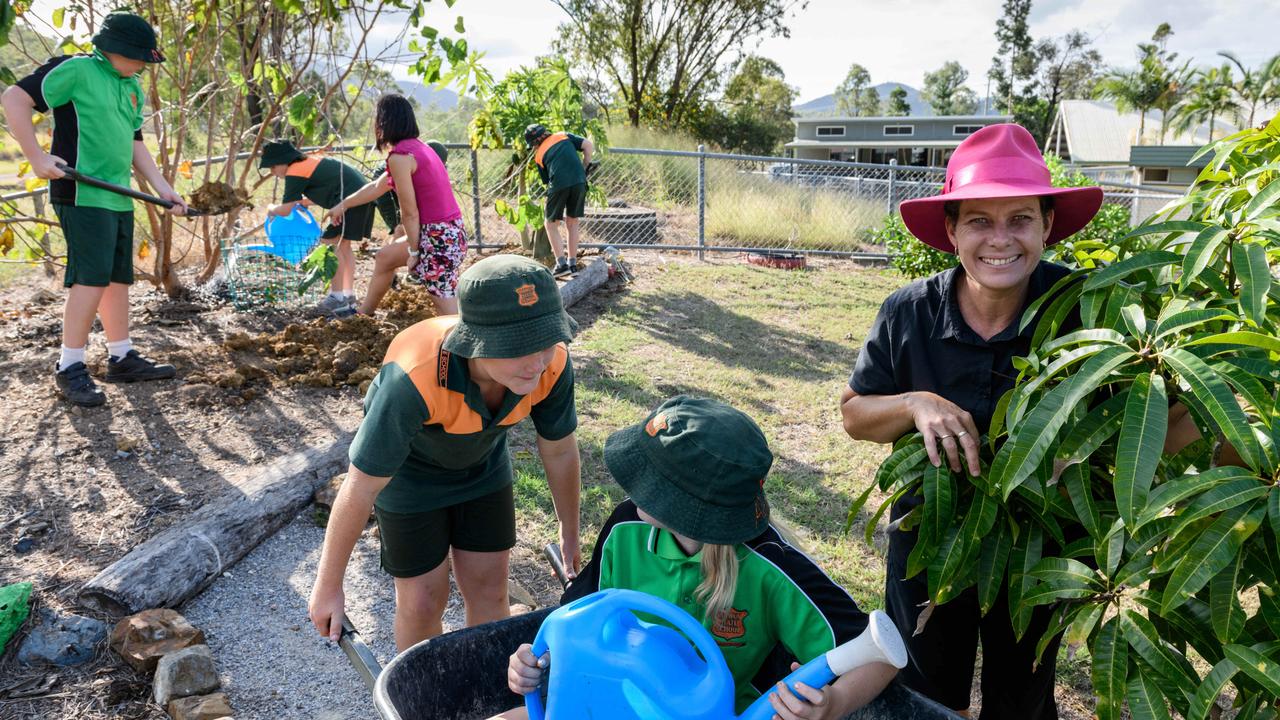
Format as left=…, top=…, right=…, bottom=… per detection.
left=372, top=609, right=960, bottom=720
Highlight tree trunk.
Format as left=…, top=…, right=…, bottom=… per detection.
left=558, top=255, right=610, bottom=308
left=78, top=436, right=352, bottom=617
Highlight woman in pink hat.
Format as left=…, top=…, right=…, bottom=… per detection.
left=837, top=123, right=1102, bottom=719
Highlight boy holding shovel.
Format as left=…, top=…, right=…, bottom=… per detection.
left=2, top=12, right=186, bottom=408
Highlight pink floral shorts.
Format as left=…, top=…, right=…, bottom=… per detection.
left=412, top=218, right=467, bottom=297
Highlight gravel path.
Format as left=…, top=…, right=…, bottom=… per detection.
left=182, top=511, right=469, bottom=719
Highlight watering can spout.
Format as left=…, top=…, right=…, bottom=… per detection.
left=735, top=610, right=906, bottom=720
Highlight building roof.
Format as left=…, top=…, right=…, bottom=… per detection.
left=1051, top=100, right=1232, bottom=164
left=1129, top=145, right=1211, bottom=169
left=784, top=139, right=968, bottom=149
left=795, top=114, right=1011, bottom=124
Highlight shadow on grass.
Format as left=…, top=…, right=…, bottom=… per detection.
left=612, top=290, right=849, bottom=381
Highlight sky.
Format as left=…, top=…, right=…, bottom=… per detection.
left=27, top=0, right=1280, bottom=104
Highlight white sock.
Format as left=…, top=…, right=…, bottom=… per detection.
left=106, top=338, right=132, bottom=361
left=342, top=292, right=355, bottom=300
left=328, top=291, right=346, bottom=300
left=58, top=346, right=86, bottom=371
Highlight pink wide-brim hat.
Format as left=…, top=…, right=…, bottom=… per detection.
left=899, top=123, right=1103, bottom=253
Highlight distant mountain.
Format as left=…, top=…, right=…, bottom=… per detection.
left=396, top=80, right=459, bottom=111
left=795, top=82, right=1001, bottom=117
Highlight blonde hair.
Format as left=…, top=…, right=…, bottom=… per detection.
left=695, top=543, right=740, bottom=623
left=693, top=515, right=806, bottom=623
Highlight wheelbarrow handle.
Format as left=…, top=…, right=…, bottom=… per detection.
left=55, top=163, right=207, bottom=216
left=543, top=542, right=570, bottom=589
left=338, top=616, right=383, bottom=692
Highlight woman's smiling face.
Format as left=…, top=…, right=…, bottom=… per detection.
left=945, top=196, right=1053, bottom=293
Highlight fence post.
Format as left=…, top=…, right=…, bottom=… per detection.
left=697, top=144, right=706, bottom=260
left=470, top=148, right=483, bottom=250
left=886, top=158, right=898, bottom=215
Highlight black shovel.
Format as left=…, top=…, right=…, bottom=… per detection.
left=56, top=163, right=223, bottom=216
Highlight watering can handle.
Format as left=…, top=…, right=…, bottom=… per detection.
left=525, top=589, right=731, bottom=720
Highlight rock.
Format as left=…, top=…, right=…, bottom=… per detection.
left=179, top=383, right=219, bottom=406
left=154, top=644, right=220, bottom=705
left=508, top=580, right=537, bottom=609
left=312, top=473, right=346, bottom=511
left=17, top=608, right=108, bottom=666
left=109, top=609, right=207, bottom=673
left=331, top=343, right=363, bottom=378
left=167, top=691, right=233, bottom=720
left=28, top=288, right=59, bottom=305
left=509, top=603, right=534, bottom=616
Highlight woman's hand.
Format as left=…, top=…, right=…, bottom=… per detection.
left=326, top=202, right=346, bottom=225
left=405, top=243, right=421, bottom=274
left=905, top=391, right=982, bottom=476
left=507, top=643, right=548, bottom=696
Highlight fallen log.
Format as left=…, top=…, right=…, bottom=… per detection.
left=78, top=435, right=352, bottom=617
left=558, top=255, right=611, bottom=309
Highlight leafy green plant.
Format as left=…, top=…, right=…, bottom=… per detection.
left=872, top=212, right=957, bottom=280
left=297, top=244, right=337, bottom=296
left=852, top=116, right=1280, bottom=718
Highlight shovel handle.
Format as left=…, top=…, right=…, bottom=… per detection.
left=56, top=163, right=205, bottom=216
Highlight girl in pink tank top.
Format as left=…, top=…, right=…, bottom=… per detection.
left=327, top=93, right=468, bottom=316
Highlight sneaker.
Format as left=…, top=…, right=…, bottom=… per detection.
left=105, top=350, right=177, bottom=383
left=55, top=362, right=106, bottom=407
left=568, top=258, right=581, bottom=274
left=316, top=294, right=351, bottom=313
left=333, top=302, right=359, bottom=319
left=553, top=258, right=572, bottom=276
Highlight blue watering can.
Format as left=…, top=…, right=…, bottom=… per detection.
left=243, top=205, right=322, bottom=264
left=525, top=588, right=908, bottom=720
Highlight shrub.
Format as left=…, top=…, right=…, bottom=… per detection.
left=870, top=213, right=957, bottom=279
left=853, top=117, right=1280, bottom=718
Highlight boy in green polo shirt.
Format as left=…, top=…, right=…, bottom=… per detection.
left=2, top=12, right=185, bottom=408
left=498, top=397, right=899, bottom=719
left=523, top=124, right=595, bottom=276
left=309, top=255, right=582, bottom=653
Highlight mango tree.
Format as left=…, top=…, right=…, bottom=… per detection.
left=854, top=115, right=1280, bottom=717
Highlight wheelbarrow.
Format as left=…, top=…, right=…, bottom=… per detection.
left=338, top=545, right=962, bottom=720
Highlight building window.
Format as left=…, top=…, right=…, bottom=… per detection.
left=816, top=126, right=846, bottom=137
left=1142, top=168, right=1171, bottom=183
left=883, top=125, right=914, bottom=136
left=953, top=125, right=983, bottom=136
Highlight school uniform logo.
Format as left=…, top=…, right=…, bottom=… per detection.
left=515, top=283, right=539, bottom=307
left=130, top=92, right=138, bottom=109
left=712, top=607, right=749, bottom=648
left=644, top=413, right=668, bottom=436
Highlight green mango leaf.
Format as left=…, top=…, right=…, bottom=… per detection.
left=1018, top=268, right=1086, bottom=333
left=1030, top=557, right=1102, bottom=589
left=1040, top=328, right=1128, bottom=356
left=1054, top=392, right=1127, bottom=480
left=1096, top=519, right=1125, bottom=578
left=1082, top=251, right=1180, bottom=291
left=1161, top=500, right=1266, bottom=613
left=1233, top=242, right=1271, bottom=326
left=874, top=441, right=928, bottom=492
left=296, top=244, right=337, bottom=296
left=1180, top=226, right=1230, bottom=291
left=976, top=517, right=1013, bottom=614
left=1030, top=283, right=1085, bottom=349
left=1116, top=373, right=1168, bottom=528
left=863, top=478, right=920, bottom=545
left=1008, top=524, right=1043, bottom=639
left=1135, top=466, right=1256, bottom=530
left=842, top=480, right=876, bottom=534
left=1184, top=657, right=1239, bottom=720
left=1246, top=178, right=1280, bottom=220
left=1122, top=220, right=1208, bottom=241
left=1224, top=643, right=1280, bottom=697
left=992, top=346, right=1134, bottom=500
left=1080, top=287, right=1105, bottom=328
left=1126, top=671, right=1172, bottom=720
left=1185, top=331, right=1280, bottom=355
left=920, top=463, right=954, bottom=554
left=1091, top=615, right=1128, bottom=720
left=1163, top=348, right=1262, bottom=469
left=1120, top=609, right=1200, bottom=709
left=1210, top=553, right=1246, bottom=643
left=929, top=491, right=997, bottom=603
left=1062, top=463, right=1104, bottom=539
left=1211, top=360, right=1275, bottom=419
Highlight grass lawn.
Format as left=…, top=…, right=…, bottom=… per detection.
left=509, top=258, right=903, bottom=610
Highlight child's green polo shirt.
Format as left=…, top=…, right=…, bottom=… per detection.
left=348, top=316, right=577, bottom=513
left=564, top=500, right=871, bottom=712
left=16, top=51, right=144, bottom=211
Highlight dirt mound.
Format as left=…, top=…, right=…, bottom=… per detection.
left=212, top=285, right=438, bottom=393
left=189, top=181, right=252, bottom=214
